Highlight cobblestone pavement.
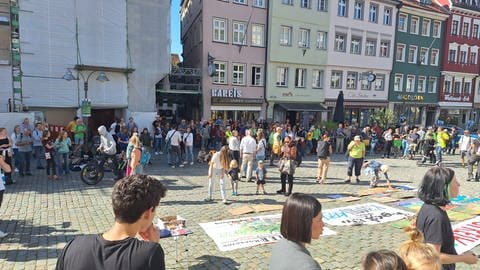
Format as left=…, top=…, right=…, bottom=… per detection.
left=0, top=152, right=479, bottom=270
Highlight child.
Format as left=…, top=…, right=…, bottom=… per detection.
left=255, top=160, right=267, bottom=195
left=227, top=159, right=240, bottom=196
left=362, top=160, right=391, bottom=188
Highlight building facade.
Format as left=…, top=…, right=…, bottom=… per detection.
left=181, top=0, right=268, bottom=122
left=324, top=0, right=398, bottom=126
left=265, top=0, right=329, bottom=123
left=389, top=0, right=448, bottom=127
left=0, top=0, right=14, bottom=112
left=438, top=0, right=480, bottom=126
left=0, top=0, right=170, bottom=129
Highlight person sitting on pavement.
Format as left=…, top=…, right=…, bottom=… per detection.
left=362, top=249, right=408, bottom=270
left=362, top=160, right=391, bottom=188
left=269, top=193, right=323, bottom=270
left=399, top=226, right=441, bottom=270
left=55, top=175, right=167, bottom=270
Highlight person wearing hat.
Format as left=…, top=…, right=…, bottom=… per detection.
left=345, top=135, right=365, bottom=184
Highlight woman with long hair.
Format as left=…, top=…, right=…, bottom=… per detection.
left=43, top=130, right=58, bottom=180
left=205, top=145, right=230, bottom=204
left=276, top=136, right=297, bottom=196
left=55, top=131, right=71, bottom=176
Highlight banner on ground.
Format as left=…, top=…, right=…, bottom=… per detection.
left=323, top=203, right=414, bottom=226
left=199, top=214, right=336, bottom=252
left=452, top=216, right=480, bottom=254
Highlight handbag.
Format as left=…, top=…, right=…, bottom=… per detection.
left=279, top=158, right=295, bottom=175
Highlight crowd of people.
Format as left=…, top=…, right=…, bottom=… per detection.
left=1, top=114, right=480, bottom=269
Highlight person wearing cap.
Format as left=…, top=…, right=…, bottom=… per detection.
left=458, top=130, right=473, bottom=167
left=345, top=135, right=365, bottom=184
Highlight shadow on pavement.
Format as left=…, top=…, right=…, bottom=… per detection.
left=188, top=255, right=240, bottom=270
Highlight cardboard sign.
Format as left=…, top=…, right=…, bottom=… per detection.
left=452, top=216, right=480, bottom=254
left=322, top=203, right=414, bottom=226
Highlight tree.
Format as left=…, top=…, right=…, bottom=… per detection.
left=369, top=109, right=397, bottom=130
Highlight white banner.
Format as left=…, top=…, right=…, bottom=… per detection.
left=323, top=203, right=414, bottom=226
left=452, top=216, right=480, bottom=254
left=199, top=214, right=336, bottom=252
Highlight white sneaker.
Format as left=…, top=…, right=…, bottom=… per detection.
left=183, top=161, right=188, bottom=165
left=0, top=230, right=8, bottom=238
left=190, top=162, right=194, bottom=165
left=155, top=152, right=159, bottom=155
left=179, top=164, right=184, bottom=167
left=159, top=151, right=163, bottom=154
left=14, top=168, right=19, bottom=172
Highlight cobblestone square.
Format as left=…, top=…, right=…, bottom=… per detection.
left=0, top=153, right=479, bottom=270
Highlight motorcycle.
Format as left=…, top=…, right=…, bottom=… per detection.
left=80, top=151, right=125, bottom=185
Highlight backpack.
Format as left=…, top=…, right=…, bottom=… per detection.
left=316, top=141, right=329, bottom=158
left=139, top=147, right=151, bottom=166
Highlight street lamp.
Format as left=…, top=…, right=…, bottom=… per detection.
left=63, top=68, right=109, bottom=148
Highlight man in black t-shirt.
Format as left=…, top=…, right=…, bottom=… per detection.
left=56, top=175, right=167, bottom=270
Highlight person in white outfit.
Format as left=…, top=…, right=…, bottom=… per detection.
left=239, top=130, right=257, bottom=182
left=183, top=127, right=194, bottom=165
left=458, top=130, right=473, bottom=167
left=205, top=145, right=230, bottom=204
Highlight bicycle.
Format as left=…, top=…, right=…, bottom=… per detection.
left=80, top=151, right=125, bottom=185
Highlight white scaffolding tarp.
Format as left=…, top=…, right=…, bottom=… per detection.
left=20, top=0, right=128, bottom=108
left=0, top=66, right=12, bottom=112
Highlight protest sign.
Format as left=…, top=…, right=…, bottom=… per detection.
left=452, top=216, right=480, bottom=254
left=199, top=214, right=336, bottom=251
left=322, top=203, right=413, bottom=226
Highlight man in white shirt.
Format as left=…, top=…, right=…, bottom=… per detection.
left=239, top=130, right=257, bottom=182
left=166, top=126, right=183, bottom=168
left=458, top=130, right=473, bottom=167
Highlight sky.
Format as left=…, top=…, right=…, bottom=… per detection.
left=171, top=0, right=182, bottom=60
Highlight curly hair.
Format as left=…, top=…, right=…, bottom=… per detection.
left=112, top=175, right=167, bottom=223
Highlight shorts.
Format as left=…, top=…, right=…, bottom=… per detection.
left=461, top=150, right=470, bottom=159
left=256, top=179, right=266, bottom=185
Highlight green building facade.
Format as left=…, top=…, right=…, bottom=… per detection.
left=389, top=0, right=448, bottom=126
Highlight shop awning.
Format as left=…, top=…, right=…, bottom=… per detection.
left=276, top=103, right=327, bottom=112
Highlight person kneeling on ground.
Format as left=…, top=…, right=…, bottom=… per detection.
left=55, top=175, right=167, bottom=270
left=362, top=160, right=391, bottom=188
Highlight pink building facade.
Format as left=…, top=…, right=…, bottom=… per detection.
left=181, top=0, right=267, bottom=121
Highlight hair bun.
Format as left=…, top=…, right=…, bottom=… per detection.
left=404, top=226, right=424, bottom=243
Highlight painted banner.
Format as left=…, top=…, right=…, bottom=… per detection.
left=322, top=203, right=414, bottom=226
left=199, top=214, right=336, bottom=252
left=452, top=216, right=480, bottom=254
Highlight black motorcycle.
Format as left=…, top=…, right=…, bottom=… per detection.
left=80, top=151, right=125, bottom=185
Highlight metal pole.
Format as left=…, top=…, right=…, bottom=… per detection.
left=84, top=80, right=89, bottom=149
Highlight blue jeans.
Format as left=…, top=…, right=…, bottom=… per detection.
left=369, top=142, right=376, bottom=155
left=18, top=151, right=31, bottom=175
left=185, top=145, right=194, bottom=163
left=154, top=137, right=163, bottom=153
left=33, top=145, right=45, bottom=167
left=13, top=148, right=20, bottom=170
left=435, top=146, right=443, bottom=163
left=57, top=152, right=69, bottom=175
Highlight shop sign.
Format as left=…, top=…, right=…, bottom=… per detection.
left=211, top=97, right=263, bottom=104
left=396, top=94, right=424, bottom=101
left=81, top=99, right=91, bottom=117
left=444, top=95, right=470, bottom=102
left=211, top=88, right=242, bottom=98
left=347, top=92, right=370, bottom=98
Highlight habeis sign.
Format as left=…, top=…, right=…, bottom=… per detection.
left=211, top=88, right=242, bottom=98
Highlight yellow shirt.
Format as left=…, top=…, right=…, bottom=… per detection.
left=348, top=141, right=365, bottom=158
left=437, top=131, right=449, bottom=149
left=306, top=131, right=313, bottom=141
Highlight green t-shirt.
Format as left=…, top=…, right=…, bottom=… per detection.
left=313, top=129, right=320, bottom=140
left=74, top=124, right=86, bottom=139
left=348, top=141, right=365, bottom=158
